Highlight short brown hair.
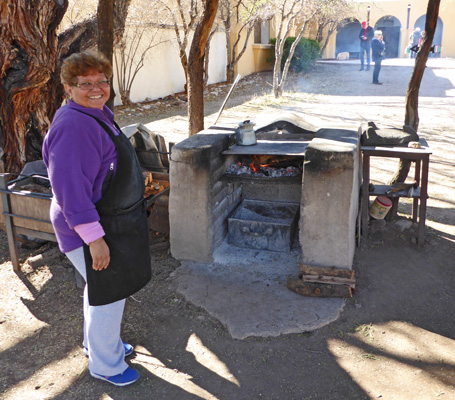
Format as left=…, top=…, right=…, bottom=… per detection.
left=60, top=50, right=113, bottom=85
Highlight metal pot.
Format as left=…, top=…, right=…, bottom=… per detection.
left=235, top=120, right=256, bottom=146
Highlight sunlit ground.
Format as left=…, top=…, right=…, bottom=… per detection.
left=3, top=318, right=455, bottom=399
left=328, top=321, right=455, bottom=398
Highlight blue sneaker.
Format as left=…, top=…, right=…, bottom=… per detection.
left=90, top=366, right=140, bottom=386
left=123, top=343, right=134, bottom=357
left=84, top=342, right=134, bottom=358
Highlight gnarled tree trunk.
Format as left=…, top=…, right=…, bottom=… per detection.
left=0, top=0, right=69, bottom=174
left=0, top=0, right=131, bottom=174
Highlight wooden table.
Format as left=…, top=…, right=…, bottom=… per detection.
left=361, top=140, right=431, bottom=245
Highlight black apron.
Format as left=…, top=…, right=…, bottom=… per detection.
left=77, top=112, right=151, bottom=306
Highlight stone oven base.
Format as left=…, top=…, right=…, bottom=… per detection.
left=169, top=116, right=360, bottom=268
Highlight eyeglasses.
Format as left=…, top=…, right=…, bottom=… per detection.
left=72, top=80, right=110, bottom=90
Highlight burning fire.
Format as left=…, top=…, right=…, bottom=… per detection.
left=226, top=155, right=302, bottom=177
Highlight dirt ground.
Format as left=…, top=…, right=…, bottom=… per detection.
left=1, top=58, right=455, bottom=400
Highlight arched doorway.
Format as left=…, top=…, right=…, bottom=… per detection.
left=414, top=16, right=443, bottom=57
left=335, top=19, right=361, bottom=59
left=375, top=16, right=401, bottom=58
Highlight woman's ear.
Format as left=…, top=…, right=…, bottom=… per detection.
left=64, top=83, right=72, bottom=99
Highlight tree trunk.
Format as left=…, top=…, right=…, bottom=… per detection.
left=97, top=0, right=115, bottom=110
left=0, top=0, right=131, bottom=174
left=204, top=29, right=217, bottom=87
left=319, top=25, right=336, bottom=56
left=228, top=24, right=253, bottom=84
left=272, top=39, right=284, bottom=98
left=0, top=0, right=68, bottom=174
left=276, top=24, right=308, bottom=98
left=224, top=15, right=233, bottom=84
left=404, top=0, right=440, bottom=131
left=188, top=0, right=219, bottom=136
left=388, top=0, right=440, bottom=218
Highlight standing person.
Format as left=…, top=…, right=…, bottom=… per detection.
left=42, top=51, right=151, bottom=386
left=409, top=27, right=422, bottom=58
left=371, top=30, right=385, bottom=85
left=358, top=21, right=374, bottom=71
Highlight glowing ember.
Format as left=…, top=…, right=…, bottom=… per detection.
left=226, top=162, right=302, bottom=177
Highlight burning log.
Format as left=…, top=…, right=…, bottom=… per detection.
left=143, top=171, right=170, bottom=198
left=286, top=264, right=356, bottom=298
left=226, top=154, right=303, bottom=177
left=247, top=155, right=300, bottom=166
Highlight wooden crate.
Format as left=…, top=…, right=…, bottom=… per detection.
left=0, top=193, right=54, bottom=234
left=0, top=174, right=56, bottom=272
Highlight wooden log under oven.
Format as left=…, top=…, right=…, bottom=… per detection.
left=287, top=264, right=356, bottom=298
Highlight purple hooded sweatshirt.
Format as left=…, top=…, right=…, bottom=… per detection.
left=42, top=100, right=119, bottom=253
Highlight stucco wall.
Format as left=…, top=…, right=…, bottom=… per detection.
left=113, top=29, right=227, bottom=106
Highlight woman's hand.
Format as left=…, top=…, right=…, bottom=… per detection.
left=89, top=237, right=110, bottom=270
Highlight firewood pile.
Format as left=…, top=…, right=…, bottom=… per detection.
left=14, top=182, right=52, bottom=195
left=287, top=264, right=356, bottom=298
left=143, top=171, right=169, bottom=198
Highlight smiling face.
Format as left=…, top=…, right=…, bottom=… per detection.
left=65, top=71, right=110, bottom=110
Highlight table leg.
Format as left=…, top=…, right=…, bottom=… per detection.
left=417, top=156, right=430, bottom=245
left=362, top=154, right=370, bottom=237
left=412, top=160, right=421, bottom=222
left=0, top=175, right=20, bottom=272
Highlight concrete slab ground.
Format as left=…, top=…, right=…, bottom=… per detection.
left=170, top=241, right=344, bottom=340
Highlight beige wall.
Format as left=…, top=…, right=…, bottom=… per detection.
left=113, top=29, right=227, bottom=106
left=232, top=22, right=274, bottom=79
left=323, top=0, right=454, bottom=59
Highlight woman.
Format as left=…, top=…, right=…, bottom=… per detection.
left=371, top=30, right=385, bottom=85
left=43, top=51, right=151, bottom=386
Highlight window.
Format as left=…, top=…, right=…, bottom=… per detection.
left=254, top=20, right=270, bottom=44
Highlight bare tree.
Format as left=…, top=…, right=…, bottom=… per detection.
left=159, top=0, right=200, bottom=89
left=114, top=1, right=169, bottom=106
left=219, top=0, right=260, bottom=84
left=203, top=26, right=219, bottom=86
left=388, top=0, right=441, bottom=217
left=188, top=0, right=220, bottom=135
left=114, top=23, right=168, bottom=105
left=62, top=0, right=96, bottom=28
left=267, top=0, right=334, bottom=98
left=314, top=1, right=352, bottom=55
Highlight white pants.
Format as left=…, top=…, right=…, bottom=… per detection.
left=66, top=247, right=128, bottom=376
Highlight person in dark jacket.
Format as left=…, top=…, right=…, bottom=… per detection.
left=43, top=51, right=151, bottom=387
left=358, top=21, right=374, bottom=71
left=371, top=30, right=385, bottom=85
left=409, top=27, right=422, bottom=58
